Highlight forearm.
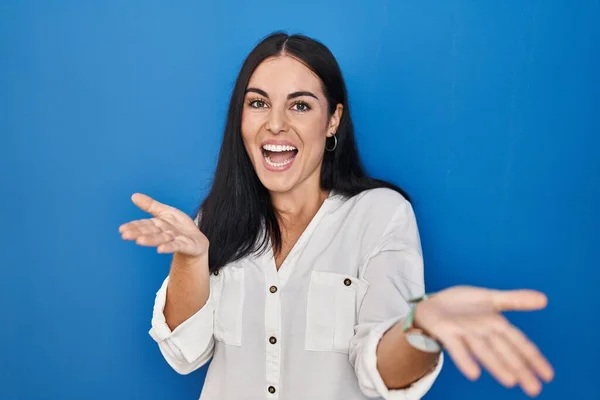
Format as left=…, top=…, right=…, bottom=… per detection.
left=164, top=252, right=211, bottom=331
left=376, top=320, right=440, bottom=389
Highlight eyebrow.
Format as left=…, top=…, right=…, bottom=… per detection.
left=245, top=87, right=319, bottom=100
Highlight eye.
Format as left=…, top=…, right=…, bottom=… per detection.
left=291, top=101, right=311, bottom=112
left=248, top=99, right=268, bottom=109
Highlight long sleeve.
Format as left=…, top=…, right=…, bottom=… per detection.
left=349, top=198, right=443, bottom=399
left=148, top=276, right=216, bottom=375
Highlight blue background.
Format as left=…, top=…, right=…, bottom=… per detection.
left=2, top=1, right=598, bottom=399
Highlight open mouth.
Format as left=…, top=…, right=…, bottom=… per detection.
left=261, top=144, right=299, bottom=168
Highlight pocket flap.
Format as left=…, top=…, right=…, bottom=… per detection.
left=306, top=271, right=369, bottom=353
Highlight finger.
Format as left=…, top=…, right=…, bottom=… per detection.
left=119, top=218, right=157, bottom=233
left=491, top=289, right=548, bottom=312
left=503, top=324, right=555, bottom=383
left=119, top=220, right=146, bottom=234
left=147, top=217, right=177, bottom=232
left=120, top=225, right=147, bottom=240
left=158, top=235, right=201, bottom=255
left=440, top=335, right=481, bottom=381
left=157, top=236, right=190, bottom=254
left=131, top=193, right=172, bottom=217
left=120, top=218, right=177, bottom=239
left=135, top=231, right=177, bottom=247
left=466, top=335, right=517, bottom=388
left=488, top=334, right=542, bottom=397
left=120, top=220, right=163, bottom=239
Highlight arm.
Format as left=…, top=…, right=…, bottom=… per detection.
left=149, top=265, right=216, bottom=375
left=147, top=252, right=215, bottom=375
left=119, top=193, right=216, bottom=374
left=350, top=195, right=554, bottom=398
left=149, top=225, right=215, bottom=375
left=376, top=315, right=439, bottom=388
left=350, top=199, right=443, bottom=399
left=164, top=252, right=211, bottom=331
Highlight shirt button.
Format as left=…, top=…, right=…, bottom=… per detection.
left=269, top=285, right=278, bottom=293
left=268, top=386, right=276, bottom=394
left=269, top=336, right=277, bottom=344
left=344, top=278, right=352, bottom=286
left=213, top=270, right=219, bottom=276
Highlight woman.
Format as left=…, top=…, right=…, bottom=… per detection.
left=119, top=32, right=554, bottom=399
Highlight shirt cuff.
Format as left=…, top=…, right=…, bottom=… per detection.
left=359, top=316, right=444, bottom=400
left=148, top=276, right=215, bottom=364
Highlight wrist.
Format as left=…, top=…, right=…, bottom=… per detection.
left=173, top=251, right=209, bottom=270
left=402, top=293, right=442, bottom=353
left=412, top=301, right=429, bottom=332
left=402, top=293, right=430, bottom=331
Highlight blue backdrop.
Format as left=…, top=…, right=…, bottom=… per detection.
left=2, top=1, right=598, bottom=399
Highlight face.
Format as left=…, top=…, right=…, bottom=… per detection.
left=241, top=55, right=343, bottom=195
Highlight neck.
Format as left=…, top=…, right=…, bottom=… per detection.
left=270, top=180, right=329, bottom=227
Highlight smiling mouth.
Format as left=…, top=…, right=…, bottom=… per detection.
left=261, top=144, right=299, bottom=168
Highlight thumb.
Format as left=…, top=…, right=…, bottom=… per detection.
left=491, top=289, right=548, bottom=312
left=131, top=193, right=170, bottom=217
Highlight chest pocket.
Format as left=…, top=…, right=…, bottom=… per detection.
left=212, top=267, right=245, bottom=347
left=305, top=270, right=369, bottom=354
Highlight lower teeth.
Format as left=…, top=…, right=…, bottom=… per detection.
left=265, top=155, right=293, bottom=168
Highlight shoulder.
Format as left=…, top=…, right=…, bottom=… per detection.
left=328, top=187, right=417, bottom=245
left=338, top=187, right=414, bottom=223
left=354, top=187, right=410, bottom=210
left=326, top=188, right=422, bottom=273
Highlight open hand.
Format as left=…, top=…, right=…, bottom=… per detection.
left=414, top=285, right=554, bottom=397
left=119, top=193, right=209, bottom=260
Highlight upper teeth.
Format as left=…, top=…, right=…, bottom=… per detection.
left=262, top=144, right=297, bottom=152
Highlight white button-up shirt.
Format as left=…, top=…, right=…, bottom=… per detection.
left=149, top=188, right=444, bottom=399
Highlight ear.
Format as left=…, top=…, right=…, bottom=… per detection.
left=327, top=104, right=344, bottom=137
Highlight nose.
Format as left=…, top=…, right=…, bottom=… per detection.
left=265, top=105, right=289, bottom=134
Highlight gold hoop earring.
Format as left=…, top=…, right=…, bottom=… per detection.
left=325, top=133, right=337, bottom=152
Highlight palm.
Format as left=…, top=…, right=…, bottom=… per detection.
left=414, top=285, right=554, bottom=397
left=119, top=193, right=209, bottom=258
left=421, top=286, right=515, bottom=317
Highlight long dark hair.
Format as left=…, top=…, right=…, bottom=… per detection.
left=197, top=32, right=409, bottom=272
